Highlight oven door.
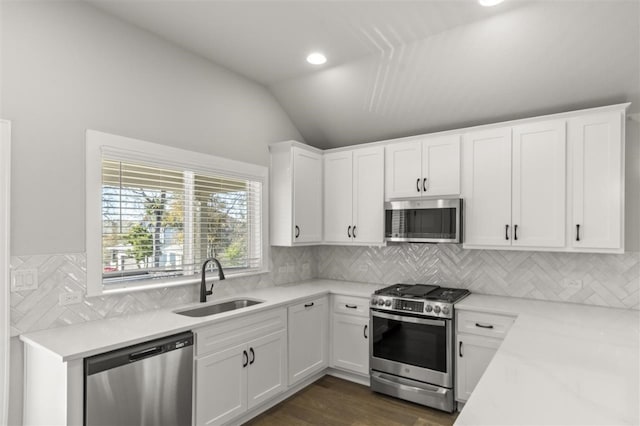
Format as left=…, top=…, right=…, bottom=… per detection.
left=370, top=309, right=452, bottom=388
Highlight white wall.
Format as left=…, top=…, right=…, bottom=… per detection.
left=0, top=0, right=303, bottom=257
left=1, top=2, right=305, bottom=423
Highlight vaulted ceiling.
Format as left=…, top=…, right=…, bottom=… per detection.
left=90, top=1, right=639, bottom=149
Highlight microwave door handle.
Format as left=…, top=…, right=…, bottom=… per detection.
left=372, top=310, right=446, bottom=327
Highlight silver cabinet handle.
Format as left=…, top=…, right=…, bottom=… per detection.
left=459, top=341, right=463, bottom=357
left=364, top=324, right=368, bottom=339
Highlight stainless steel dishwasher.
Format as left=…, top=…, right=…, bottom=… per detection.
left=84, top=331, right=194, bottom=426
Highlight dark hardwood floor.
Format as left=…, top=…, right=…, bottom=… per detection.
left=244, top=375, right=458, bottom=426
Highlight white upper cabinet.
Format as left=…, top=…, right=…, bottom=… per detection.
left=385, top=135, right=460, bottom=200
left=569, top=112, right=624, bottom=251
left=324, top=146, right=384, bottom=245
left=511, top=120, right=566, bottom=248
left=270, top=141, right=323, bottom=246
left=385, top=140, right=422, bottom=199
left=422, top=135, right=461, bottom=196
left=324, top=151, right=354, bottom=243
left=463, top=120, right=567, bottom=249
left=462, top=128, right=512, bottom=247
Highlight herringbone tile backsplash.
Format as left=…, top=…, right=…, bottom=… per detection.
left=10, top=247, right=316, bottom=335
left=10, top=245, right=639, bottom=335
left=316, top=245, right=639, bottom=310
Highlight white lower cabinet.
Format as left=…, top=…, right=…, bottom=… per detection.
left=195, top=343, right=247, bottom=425
left=455, top=334, right=502, bottom=402
left=194, top=309, right=287, bottom=426
left=288, top=296, right=329, bottom=385
left=330, top=295, right=370, bottom=375
left=331, top=314, right=369, bottom=375
left=246, top=330, right=288, bottom=409
left=455, top=310, right=515, bottom=403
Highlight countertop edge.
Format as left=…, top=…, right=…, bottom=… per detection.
left=20, top=279, right=382, bottom=362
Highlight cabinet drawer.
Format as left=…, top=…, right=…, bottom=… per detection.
left=456, top=310, right=515, bottom=339
left=332, top=295, right=370, bottom=317
left=195, top=308, right=286, bottom=357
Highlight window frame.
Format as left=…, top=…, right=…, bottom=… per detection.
left=86, top=130, right=270, bottom=297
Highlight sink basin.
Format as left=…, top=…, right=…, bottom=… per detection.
left=175, top=299, right=263, bottom=317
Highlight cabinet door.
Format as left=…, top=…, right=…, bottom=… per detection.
left=195, top=344, right=247, bottom=426
left=570, top=112, right=623, bottom=250
left=462, top=128, right=512, bottom=246
left=511, top=120, right=566, bottom=248
left=287, top=297, right=329, bottom=385
left=455, top=334, right=502, bottom=403
left=353, top=146, right=384, bottom=244
left=422, top=135, right=461, bottom=196
left=324, top=151, right=353, bottom=243
left=292, top=147, right=323, bottom=243
left=331, top=314, right=369, bottom=375
left=385, top=140, right=423, bottom=199
left=247, top=330, right=287, bottom=410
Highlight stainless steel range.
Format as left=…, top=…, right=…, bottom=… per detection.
left=369, top=283, right=470, bottom=413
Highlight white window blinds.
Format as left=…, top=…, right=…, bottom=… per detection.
left=101, top=158, right=263, bottom=286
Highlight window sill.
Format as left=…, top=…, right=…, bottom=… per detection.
left=88, top=268, right=269, bottom=297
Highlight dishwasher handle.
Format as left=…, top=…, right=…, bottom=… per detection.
left=85, top=331, right=194, bottom=376
left=129, top=345, right=165, bottom=361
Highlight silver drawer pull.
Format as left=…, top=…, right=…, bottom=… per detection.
left=475, top=322, right=494, bottom=329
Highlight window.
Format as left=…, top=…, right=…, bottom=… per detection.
left=86, top=130, right=268, bottom=296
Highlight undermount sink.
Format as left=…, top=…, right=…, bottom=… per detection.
left=175, top=298, right=263, bottom=317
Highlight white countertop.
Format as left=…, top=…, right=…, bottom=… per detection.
left=455, top=294, right=640, bottom=426
left=21, top=281, right=640, bottom=425
left=20, top=279, right=382, bottom=362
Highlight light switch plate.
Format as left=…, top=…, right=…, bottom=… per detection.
left=562, top=278, right=583, bottom=290
left=11, top=269, right=38, bottom=291
left=59, top=291, right=83, bottom=306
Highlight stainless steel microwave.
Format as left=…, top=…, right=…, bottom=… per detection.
left=384, top=198, right=462, bottom=243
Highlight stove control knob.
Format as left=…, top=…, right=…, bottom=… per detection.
left=433, top=305, right=441, bottom=314
left=425, top=305, right=433, bottom=312
left=442, top=306, right=450, bottom=315
left=371, top=298, right=376, bottom=305
left=373, top=299, right=381, bottom=306
left=385, top=299, right=392, bottom=307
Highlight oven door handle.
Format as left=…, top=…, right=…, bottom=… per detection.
left=371, top=310, right=446, bottom=327
left=373, top=372, right=448, bottom=395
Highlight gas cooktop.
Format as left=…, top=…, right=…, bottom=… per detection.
left=371, top=283, right=470, bottom=319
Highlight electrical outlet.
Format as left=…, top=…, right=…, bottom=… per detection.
left=59, top=291, right=83, bottom=306
left=286, top=263, right=295, bottom=273
left=563, top=279, right=583, bottom=290
left=11, top=269, right=38, bottom=291
left=301, top=262, right=310, bottom=273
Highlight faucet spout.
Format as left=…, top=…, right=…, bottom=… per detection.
left=200, top=258, right=226, bottom=303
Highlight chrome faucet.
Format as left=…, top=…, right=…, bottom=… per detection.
left=200, top=258, right=225, bottom=303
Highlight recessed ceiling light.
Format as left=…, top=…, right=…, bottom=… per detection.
left=306, top=53, right=327, bottom=65
left=479, top=0, right=504, bottom=6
